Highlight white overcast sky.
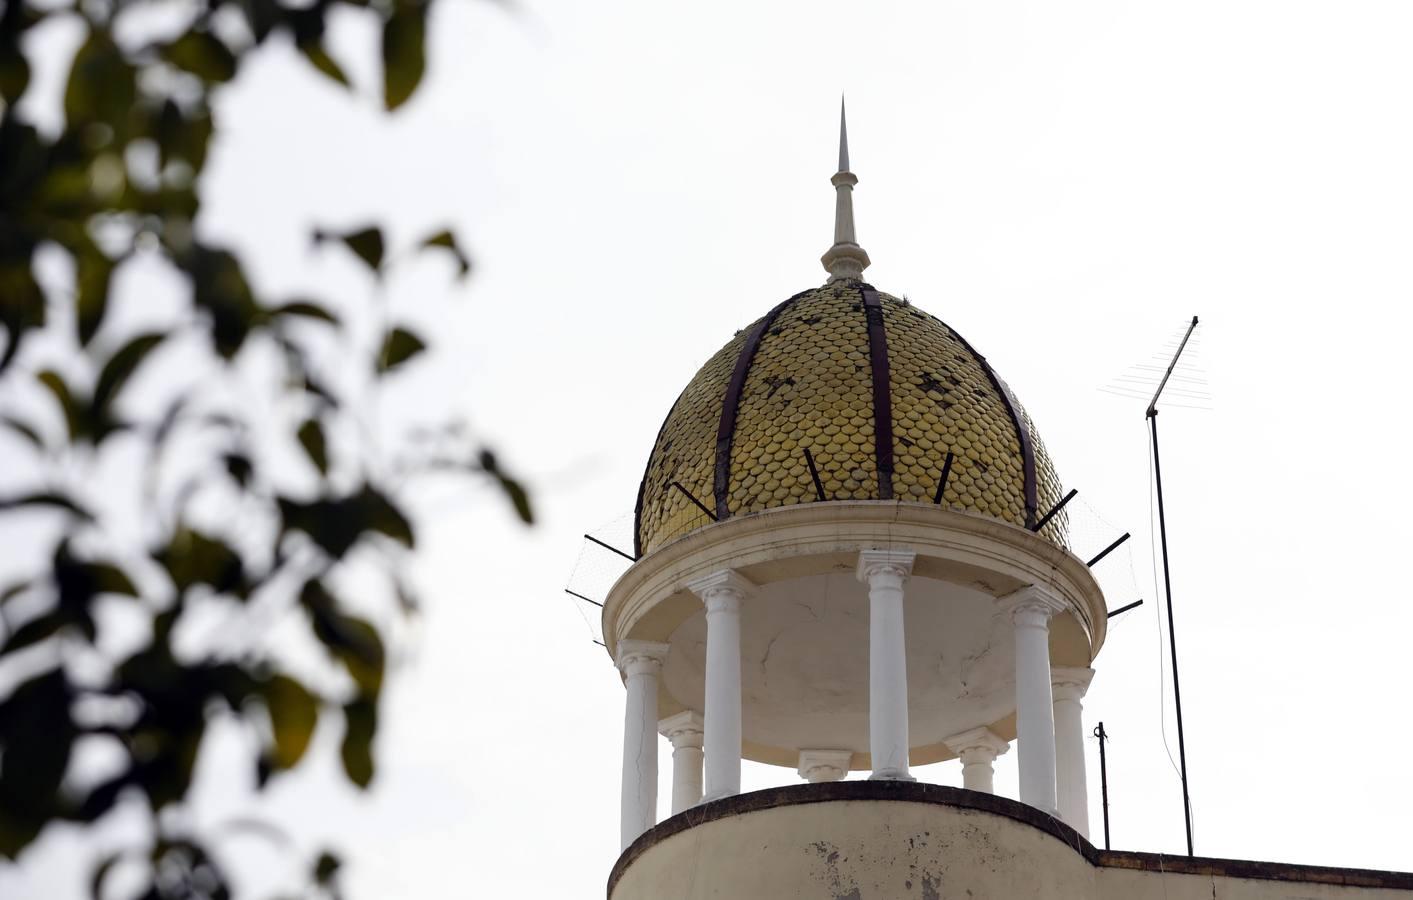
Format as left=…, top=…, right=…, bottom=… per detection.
left=5, top=0, right=1413, bottom=897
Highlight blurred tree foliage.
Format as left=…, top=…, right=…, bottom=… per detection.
left=0, top=0, right=529, bottom=895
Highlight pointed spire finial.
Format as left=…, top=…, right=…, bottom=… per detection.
left=838, top=95, right=850, bottom=172
left=821, top=96, right=871, bottom=282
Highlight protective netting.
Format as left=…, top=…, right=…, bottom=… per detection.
left=1061, top=495, right=1145, bottom=620
left=562, top=512, right=636, bottom=646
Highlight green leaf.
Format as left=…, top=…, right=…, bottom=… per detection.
left=224, top=453, right=252, bottom=488
left=313, top=850, right=341, bottom=885
left=0, top=668, right=74, bottom=857
left=317, top=226, right=384, bottom=273
left=298, top=41, right=349, bottom=87
left=381, top=2, right=426, bottom=111
left=159, top=529, right=245, bottom=596
left=0, top=259, right=47, bottom=373
left=37, top=370, right=81, bottom=440
left=340, top=697, right=376, bottom=788
left=278, top=486, right=412, bottom=559
left=75, top=248, right=114, bottom=345
left=90, top=851, right=124, bottom=899
left=1, top=581, right=31, bottom=605
left=0, top=415, right=43, bottom=449
left=301, top=581, right=386, bottom=693
left=0, top=50, right=30, bottom=106
left=136, top=721, right=205, bottom=810
left=84, top=562, right=138, bottom=597
left=151, top=98, right=214, bottom=171
left=63, top=28, right=135, bottom=132
left=360, top=486, right=413, bottom=546
left=162, top=30, right=238, bottom=84
left=262, top=675, right=318, bottom=770
left=479, top=450, right=533, bottom=524
left=268, top=300, right=338, bottom=326
left=2, top=611, right=68, bottom=654
left=187, top=246, right=257, bottom=358
left=0, top=492, right=94, bottom=520
left=297, top=419, right=328, bottom=474
left=419, top=229, right=471, bottom=278
left=242, top=0, right=282, bottom=42
left=377, top=327, right=425, bottom=372
left=93, top=332, right=165, bottom=417
left=76, top=774, right=130, bottom=824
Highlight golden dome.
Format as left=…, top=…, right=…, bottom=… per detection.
left=633, top=279, right=1067, bottom=556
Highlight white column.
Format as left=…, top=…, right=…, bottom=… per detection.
left=856, top=549, right=916, bottom=781
left=798, top=749, right=853, bottom=784
left=944, top=727, right=1009, bottom=795
left=659, top=711, right=705, bottom=815
left=1052, top=666, right=1095, bottom=838
left=1005, top=586, right=1065, bottom=816
left=617, top=640, right=669, bottom=850
left=688, top=570, right=752, bottom=802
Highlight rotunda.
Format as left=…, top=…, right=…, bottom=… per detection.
left=603, top=104, right=1108, bottom=895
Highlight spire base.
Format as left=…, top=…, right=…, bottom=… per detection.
left=822, top=243, right=870, bottom=283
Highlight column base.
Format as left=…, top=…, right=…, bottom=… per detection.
left=868, top=770, right=917, bottom=782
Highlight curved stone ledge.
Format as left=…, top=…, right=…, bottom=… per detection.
left=609, top=782, right=1413, bottom=899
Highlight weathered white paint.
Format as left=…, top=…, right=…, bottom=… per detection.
left=1007, top=586, right=1064, bottom=815
left=857, top=549, right=916, bottom=780
left=1052, top=666, right=1095, bottom=838
left=659, top=710, right=704, bottom=815
left=797, top=749, right=853, bottom=783
left=617, top=640, right=669, bottom=850
left=944, top=726, right=1009, bottom=794
left=688, top=569, right=752, bottom=801
left=610, top=793, right=1413, bottom=900
left=611, top=794, right=1095, bottom=900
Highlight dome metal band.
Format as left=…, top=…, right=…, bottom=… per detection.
left=945, top=329, right=1039, bottom=527
left=713, top=294, right=803, bottom=520
left=859, top=286, right=895, bottom=500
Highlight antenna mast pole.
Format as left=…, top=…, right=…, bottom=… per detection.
left=1094, top=722, right=1111, bottom=851
left=1147, top=315, right=1199, bottom=857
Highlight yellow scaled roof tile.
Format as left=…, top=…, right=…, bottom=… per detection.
left=633, top=281, right=1067, bottom=556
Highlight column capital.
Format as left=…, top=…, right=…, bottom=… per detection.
left=1000, top=584, right=1066, bottom=626
left=659, top=710, right=704, bottom=748
left=687, top=569, right=754, bottom=611
left=855, top=548, right=916, bottom=583
left=944, top=726, right=1010, bottom=762
left=1051, top=666, right=1095, bottom=702
left=617, top=639, right=670, bottom=678
left=798, top=749, right=854, bottom=783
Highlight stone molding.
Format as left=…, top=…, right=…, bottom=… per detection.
left=855, top=548, right=916, bottom=584
left=943, top=726, right=1010, bottom=762
left=687, top=569, right=754, bottom=614
left=616, top=640, right=669, bottom=678
left=658, top=710, right=704, bottom=748
left=1002, top=584, right=1067, bottom=627
left=1051, top=666, right=1095, bottom=702
left=797, top=749, right=853, bottom=783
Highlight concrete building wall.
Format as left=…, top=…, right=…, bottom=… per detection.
left=1099, top=864, right=1413, bottom=900
left=609, top=784, right=1413, bottom=900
